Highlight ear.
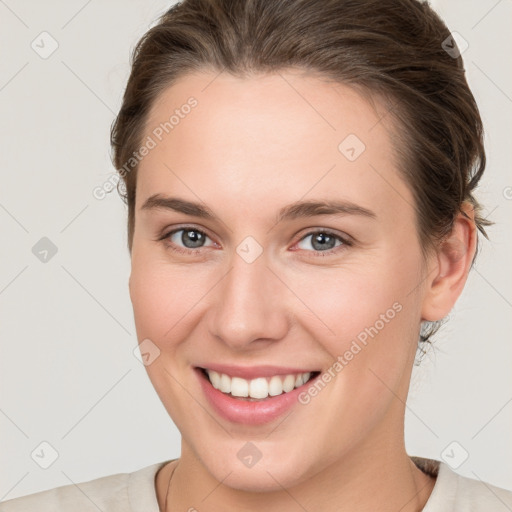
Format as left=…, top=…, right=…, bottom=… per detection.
left=421, top=202, right=478, bottom=322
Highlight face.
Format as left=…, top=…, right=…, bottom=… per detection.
left=129, top=70, right=431, bottom=491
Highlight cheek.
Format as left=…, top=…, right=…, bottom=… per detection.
left=287, top=258, right=422, bottom=447
left=291, top=263, right=410, bottom=336
left=128, top=252, right=212, bottom=424
left=288, top=250, right=422, bottom=378
left=129, top=250, right=216, bottom=350
left=129, top=255, right=182, bottom=340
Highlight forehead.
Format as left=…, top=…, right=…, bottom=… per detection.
left=136, top=70, right=413, bottom=221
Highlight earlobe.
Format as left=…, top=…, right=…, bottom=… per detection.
left=421, top=203, right=477, bottom=322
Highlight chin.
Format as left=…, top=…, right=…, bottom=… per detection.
left=221, top=465, right=308, bottom=493
left=198, top=443, right=316, bottom=493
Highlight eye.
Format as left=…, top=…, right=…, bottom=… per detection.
left=294, top=229, right=351, bottom=257
left=159, top=227, right=216, bottom=255
left=158, top=226, right=351, bottom=257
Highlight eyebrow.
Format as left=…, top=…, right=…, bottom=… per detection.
left=140, top=194, right=377, bottom=223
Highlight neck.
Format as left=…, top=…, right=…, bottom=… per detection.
left=156, top=428, right=435, bottom=512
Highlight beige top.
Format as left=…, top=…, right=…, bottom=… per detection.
left=1, top=457, right=512, bottom=511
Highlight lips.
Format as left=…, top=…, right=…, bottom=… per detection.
left=194, top=365, right=321, bottom=425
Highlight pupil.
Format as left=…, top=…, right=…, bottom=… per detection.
left=312, top=233, right=335, bottom=251
left=183, top=230, right=204, bottom=248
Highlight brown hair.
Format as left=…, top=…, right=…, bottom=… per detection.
left=110, top=0, right=490, bottom=346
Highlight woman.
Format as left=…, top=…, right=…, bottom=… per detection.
left=2, top=0, right=511, bottom=510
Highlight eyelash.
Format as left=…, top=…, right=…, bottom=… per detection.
left=158, top=225, right=352, bottom=258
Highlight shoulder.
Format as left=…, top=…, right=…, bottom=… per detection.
left=448, top=469, right=512, bottom=511
left=0, top=461, right=169, bottom=512
left=412, top=456, right=512, bottom=511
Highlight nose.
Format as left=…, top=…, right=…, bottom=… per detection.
left=208, top=248, right=289, bottom=351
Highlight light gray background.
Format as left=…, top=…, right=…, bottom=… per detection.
left=0, top=0, right=511, bottom=501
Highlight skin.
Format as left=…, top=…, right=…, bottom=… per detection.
left=128, top=69, right=476, bottom=511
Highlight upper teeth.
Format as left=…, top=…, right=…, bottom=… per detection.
left=205, top=369, right=312, bottom=399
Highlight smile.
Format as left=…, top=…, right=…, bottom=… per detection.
left=195, top=364, right=322, bottom=424
left=202, top=368, right=319, bottom=401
